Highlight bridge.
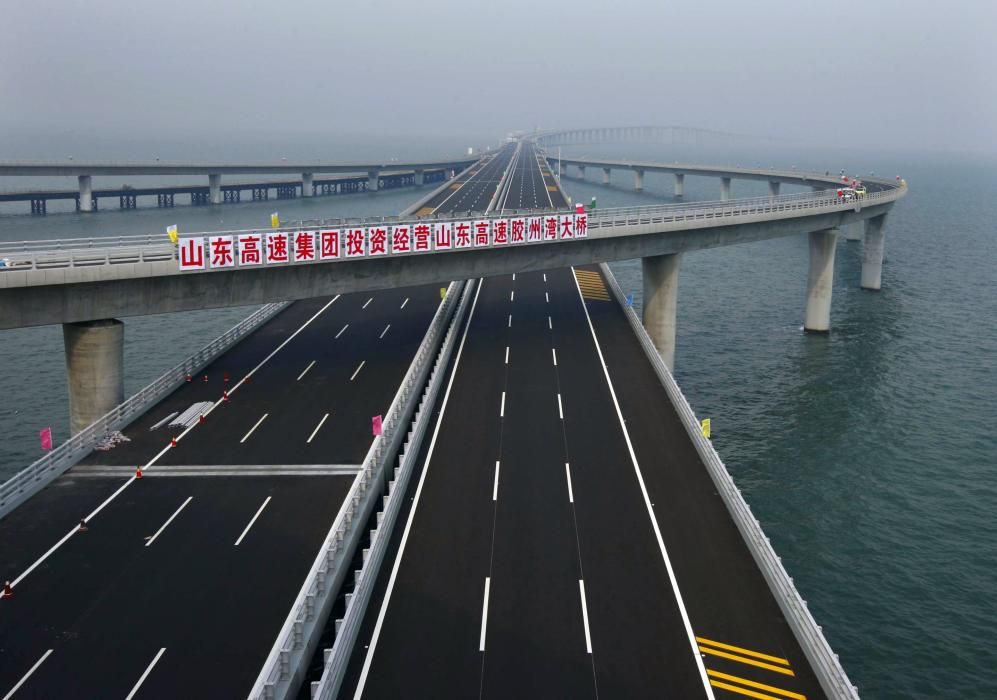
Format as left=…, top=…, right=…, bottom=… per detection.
left=0, top=133, right=905, bottom=699
left=0, top=155, right=479, bottom=213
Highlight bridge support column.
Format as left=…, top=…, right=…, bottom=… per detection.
left=209, top=174, right=222, bottom=205
left=301, top=172, right=313, bottom=197
left=845, top=223, right=863, bottom=242
left=577, top=165, right=586, bottom=180
left=768, top=181, right=780, bottom=198
left=415, top=169, right=425, bottom=186
left=642, top=253, right=681, bottom=370
left=861, top=215, right=887, bottom=290
left=674, top=173, right=684, bottom=197
left=63, top=319, right=124, bottom=435
left=602, top=167, right=611, bottom=185
left=634, top=169, right=644, bottom=192
left=78, top=175, right=93, bottom=212
left=720, top=177, right=731, bottom=201
left=804, top=229, right=838, bottom=333
left=367, top=170, right=379, bottom=192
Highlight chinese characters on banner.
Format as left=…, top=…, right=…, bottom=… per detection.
left=178, top=214, right=589, bottom=271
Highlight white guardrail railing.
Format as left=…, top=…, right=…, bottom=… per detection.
left=0, top=301, right=289, bottom=520
left=248, top=278, right=470, bottom=700
left=599, top=262, right=859, bottom=699
left=0, top=174, right=906, bottom=274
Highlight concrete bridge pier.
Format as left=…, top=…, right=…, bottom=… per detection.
left=577, top=165, right=586, bottom=180
left=415, top=169, right=425, bottom=186
left=367, top=171, right=380, bottom=192
left=804, top=228, right=838, bottom=333
left=63, top=319, right=124, bottom=435
left=78, top=175, right=93, bottom=212
left=861, top=214, right=888, bottom=290
left=209, top=174, right=222, bottom=205
left=674, top=173, right=684, bottom=197
left=602, top=167, right=611, bottom=185
left=634, top=169, right=644, bottom=192
left=641, top=253, right=681, bottom=370
left=768, top=181, right=780, bottom=198
left=720, top=177, right=731, bottom=201
left=301, top=172, right=313, bottom=197
left=845, top=223, right=863, bottom=242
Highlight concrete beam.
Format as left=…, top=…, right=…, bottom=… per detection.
left=301, top=172, right=313, bottom=197
left=367, top=170, right=379, bottom=192
left=804, top=229, right=838, bottom=332
left=63, top=319, right=124, bottom=435
left=861, top=214, right=887, bottom=290
left=602, top=167, right=611, bottom=185
left=209, top=174, right=222, bottom=205
left=78, top=175, right=93, bottom=212
left=634, top=169, right=644, bottom=192
left=642, top=253, right=681, bottom=370
left=720, top=177, right=731, bottom=202
left=768, top=181, right=780, bottom=198
left=845, top=223, right=863, bottom=242
left=674, top=173, right=684, bottom=198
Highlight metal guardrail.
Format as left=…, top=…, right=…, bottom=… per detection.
left=307, top=278, right=478, bottom=700
left=0, top=179, right=905, bottom=274
left=599, top=262, right=859, bottom=699
left=0, top=301, right=289, bottom=520
left=248, top=279, right=467, bottom=700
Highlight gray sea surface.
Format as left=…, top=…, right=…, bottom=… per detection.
left=1, top=140, right=994, bottom=698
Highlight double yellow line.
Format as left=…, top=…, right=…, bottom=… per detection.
left=696, top=636, right=806, bottom=700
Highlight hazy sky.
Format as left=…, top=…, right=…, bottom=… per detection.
left=2, top=0, right=994, bottom=153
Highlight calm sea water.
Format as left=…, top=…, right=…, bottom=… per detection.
left=1, top=140, right=994, bottom=698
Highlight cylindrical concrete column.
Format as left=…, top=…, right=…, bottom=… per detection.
left=861, top=215, right=887, bottom=290
left=414, top=169, right=425, bottom=186
left=768, top=180, right=780, bottom=198
left=602, top=167, right=611, bottom=185
left=642, top=253, right=681, bottom=370
left=209, top=173, right=222, bottom=205
left=804, top=229, right=838, bottom=333
left=720, top=177, right=731, bottom=201
left=78, top=175, right=93, bottom=212
left=577, top=165, right=586, bottom=180
left=63, top=319, right=124, bottom=435
left=301, top=172, right=313, bottom=197
left=674, top=173, right=685, bottom=197
left=634, top=169, right=644, bottom=192
left=367, top=170, right=380, bottom=191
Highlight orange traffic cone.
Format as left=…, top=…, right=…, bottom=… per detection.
left=78, top=519, right=88, bottom=532
left=198, top=414, right=206, bottom=424
left=2, top=581, right=12, bottom=599
left=171, top=436, right=177, bottom=448
left=223, top=372, right=230, bottom=383
left=222, top=391, right=229, bottom=403
left=186, top=373, right=192, bottom=383
left=203, top=374, right=209, bottom=383
left=135, top=467, right=143, bottom=479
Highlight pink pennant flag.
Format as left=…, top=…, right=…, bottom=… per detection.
left=39, top=427, right=53, bottom=451
left=372, top=415, right=383, bottom=436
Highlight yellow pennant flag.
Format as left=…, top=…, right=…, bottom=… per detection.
left=270, top=212, right=280, bottom=228
left=440, top=287, right=447, bottom=299
left=166, top=224, right=178, bottom=244
left=700, top=418, right=711, bottom=439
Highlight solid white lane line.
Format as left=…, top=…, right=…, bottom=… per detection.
left=297, top=360, right=316, bottom=381
left=145, top=497, right=192, bottom=547
left=510, top=290, right=515, bottom=302
left=355, top=279, right=484, bottom=696
left=350, top=361, right=366, bottom=381
left=2, top=649, right=53, bottom=700
left=400, top=297, right=409, bottom=309
left=500, top=392, right=506, bottom=418
left=543, top=273, right=547, bottom=283
left=570, top=267, right=716, bottom=698
left=234, top=496, right=272, bottom=546
left=512, top=273, right=516, bottom=281
left=552, top=348, right=558, bottom=366
left=362, top=297, right=373, bottom=309
left=545, top=292, right=550, bottom=303
left=508, top=314, right=512, bottom=328
left=548, top=316, right=553, bottom=330
left=336, top=324, right=349, bottom=339
left=557, top=393, right=564, bottom=419
left=379, top=324, right=391, bottom=339
left=579, top=581, right=592, bottom=654
left=480, top=578, right=491, bottom=652
left=240, top=413, right=269, bottom=444
left=505, top=346, right=509, bottom=364
left=307, top=413, right=330, bottom=443
left=493, top=461, right=500, bottom=501
left=125, top=648, right=166, bottom=700
left=565, top=463, right=575, bottom=503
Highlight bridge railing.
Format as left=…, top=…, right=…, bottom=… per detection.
left=599, top=263, right=859, bottom=699
left=0, top=301, right=289, bottom=520
left=248, top=279, right=468, bottom=700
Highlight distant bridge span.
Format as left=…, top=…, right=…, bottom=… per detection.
left=535, top=125, right=757, bottom=148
